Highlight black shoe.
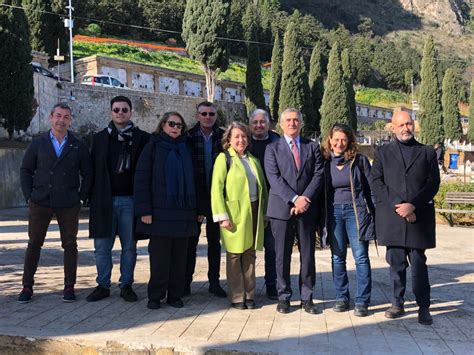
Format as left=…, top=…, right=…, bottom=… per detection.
left=167, top=298, right=184, bottom=308
left=62, top=286, right=76, bottom=303
left=209, top=284, right=227, bottom=298
left=333, top=300, right=350, bottom=312
left=86, top=285, right=110, bottom=302
left=301, top=299, right=318, bottom=314
left=120, top=285, right=138, bottom=302
left=354, top=304, right=369, bottom=317
left=384, top=305, right=405, bottom=319
left=266, top=284, right=278, bottom=300
left=18, top=286, right=33, bottom=304
left=183, top=284, right=191, bottom=296
left=147, top=300, right=160, bottom=310
left=245, top=299, right=256, bottom=309
left=231, top=302, right=247, bottom=310
left=276, top=300, right=290, bottom=314
left=418, top=307, right=433, bottom=325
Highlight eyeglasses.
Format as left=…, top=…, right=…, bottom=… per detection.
left=112, top=107, right=129, bottom=114
left=167, top=121, right=183, bottom=129
left=199, top=111, right=216, bottom=117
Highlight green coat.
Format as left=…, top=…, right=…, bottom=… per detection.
left=211, top=147, right=268, bottom=253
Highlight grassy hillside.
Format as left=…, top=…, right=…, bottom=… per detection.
left=74, top=41, right=272, bottom=90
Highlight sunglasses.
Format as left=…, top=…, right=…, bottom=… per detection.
left=112, top=107, right=129, bottom=114
left=167, top=121, right=183, bottom=129
left=199, top=111, right=216, bottom=117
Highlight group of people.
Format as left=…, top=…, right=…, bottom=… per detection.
left=18, top=95, right=440, bottom=326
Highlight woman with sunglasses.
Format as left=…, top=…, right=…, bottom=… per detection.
left=321, top=124, right=375, bottom=317
left=134, top=112, right=200, bottom=310
left=211, top=122, right=268, bottom=310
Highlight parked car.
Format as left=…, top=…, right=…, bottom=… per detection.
left=81, top=75, right=128, bottom=89
left=31, top=62, right=61, bottom=80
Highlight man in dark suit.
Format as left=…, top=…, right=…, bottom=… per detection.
left=372, top=110, right=440, bottom=325
left=86, top=96, right=150, bottom=303
left=18, top=103, right=92, bottom=303
left=264, top=108, right=324, bottom=314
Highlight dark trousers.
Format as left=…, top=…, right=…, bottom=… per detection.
left=386, top=246, right=431, bottom=308
left=23, top=201, right=81, bottom=287
left=271, top=217, right=316, bottom=301
left=148, top=236, right=189, bottom=301
left=185, top=215, right=221, bottom=286
left=263, top=224, right=277, bottom=286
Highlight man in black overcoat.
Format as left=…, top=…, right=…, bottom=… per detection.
left=372, top=110, right=440, bottom=325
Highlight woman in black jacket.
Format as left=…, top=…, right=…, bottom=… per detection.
left=321, top=124, right=375, bottom=318
left=134, top=112, right=200, bottom=310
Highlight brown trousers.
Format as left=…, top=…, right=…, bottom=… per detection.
left=22, top=201, right=81, bottom=287
left=226, top=201, right=258, bottom=303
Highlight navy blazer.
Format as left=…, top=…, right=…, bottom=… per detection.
left=264, top=136, right=324, bottom=221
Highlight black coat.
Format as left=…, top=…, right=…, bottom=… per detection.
left=134, top=133, right=198, bottom=238
left=371, top=140, right=440, bottom=249
left=20, top=131, right=92, bottom=208
left=88, top=127, right=150, bottom=238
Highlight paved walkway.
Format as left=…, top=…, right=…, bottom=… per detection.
left=0, top=208, right=472, bottom=354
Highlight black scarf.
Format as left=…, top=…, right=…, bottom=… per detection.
left=108, top=121, right=134, bottom=174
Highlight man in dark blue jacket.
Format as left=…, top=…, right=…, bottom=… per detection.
left=18, top=103, right=92, bottom=303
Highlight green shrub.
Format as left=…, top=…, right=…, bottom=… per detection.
left=84, top=23, right=102, bottom=37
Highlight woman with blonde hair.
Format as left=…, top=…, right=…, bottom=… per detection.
left=321, top=124, right=375, bottom=317
left=211, top=121, right=268, bottom=310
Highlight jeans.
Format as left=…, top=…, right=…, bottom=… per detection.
left=329, top=203, right=371, bottom=306
left=94, top=196, right=136, bottom=289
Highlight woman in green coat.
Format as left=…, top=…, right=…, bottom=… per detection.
left=211, top=121, right=268, bottom=310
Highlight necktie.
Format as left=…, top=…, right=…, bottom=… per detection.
left=291, top=139, right=301, bottom=170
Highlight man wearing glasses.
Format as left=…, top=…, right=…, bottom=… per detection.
left=185, top=101, right=226, bottom=298
left=86, top=95, right=150, bottom=302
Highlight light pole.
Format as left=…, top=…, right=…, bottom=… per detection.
left=64, top=0, right=74, bottom=83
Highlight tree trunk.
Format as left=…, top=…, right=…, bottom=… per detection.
left=204, top=65, right=218, bottom=102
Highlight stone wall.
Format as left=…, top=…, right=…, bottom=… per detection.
left=29, top=73, right=246, bottom=136
left=0, top=148, right=26, bottom=209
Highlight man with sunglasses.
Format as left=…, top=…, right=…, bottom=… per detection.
left=185, top=101, right=226, bottom=298
left=87, top=95, right=150, bottom=303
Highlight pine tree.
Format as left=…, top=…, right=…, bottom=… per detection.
left=342, top=48, right=357, bottom=130
left=243, top=3, right=266, bottom=114
left=320, top=42, right=351, bottom=138
left=269, top=32, right=283, bottom=121
left=467, top=80, right=474, bottom=143
left=278, top=21, right=314, bottom=135
left=442, top=68, right=462, bottom=141
left=182, top=0, right=230, bottom=102
left=418, top=37, right=444, bottom=145
left=0, top=0, right=34, bottom=139
left=308, top=43, right=324, bottom=134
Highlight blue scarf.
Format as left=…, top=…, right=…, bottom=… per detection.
left=156, top=132, right=196, bottom=208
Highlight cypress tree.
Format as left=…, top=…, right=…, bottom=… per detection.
left=278, top=21, right=314, bottom=135
left=418, top=37, right=444, bottom=145
left=182, top=0, right=230, bottom=102
left=442, top=68, right=462, bottom=141
left=320, top=42, right=351, bottom=138
left=342, top=48, right=357, bottom=131
left=243, top=4, right=266, bottom=114
left=467, top=80, right=474, bottom=143
left=0, top=0, right=34, bottom=139
left=269, top=32, right=283, bottom=121
left=308, top=43, right=324, bottom=134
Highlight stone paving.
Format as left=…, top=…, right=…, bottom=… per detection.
left=0, top=208, right=472, bottom=354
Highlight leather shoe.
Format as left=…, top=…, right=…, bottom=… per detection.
left=167, top=298, right=184, bottom=308
left=147, top=300, right=160, bottom=309
left=333, top=300, right=349, bottom=312
left=245, top=299, right=256, bottom=309
left=301, top=299, right=318, bottom=314
left=120, top=285, right=138, bottom=302
left=354, top=304, right=369, bottom=317
left=418, top=307, right=433, bottom=325
left=266, top=284, right=278, bottom=300
left=384, top=305, right=405, bottom=319
left=276, top=300, right=290, bottom=314
left=209, top=284, right=227, bottom=298
left=231, top=302, right=247, bottom=310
